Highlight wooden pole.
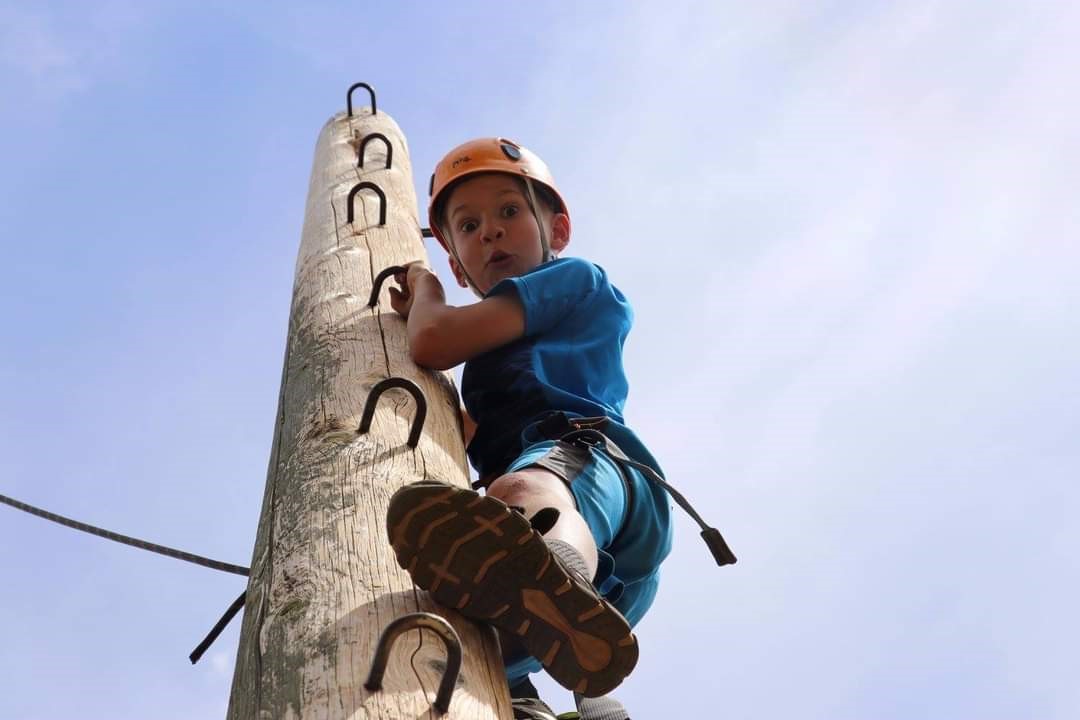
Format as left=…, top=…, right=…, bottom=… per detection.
left=227, top=93, right=512, bottom=719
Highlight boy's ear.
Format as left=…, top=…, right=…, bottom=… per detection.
left=448, top=255, right=470, bottom=289
left=549, top=213, right=571, bottom=254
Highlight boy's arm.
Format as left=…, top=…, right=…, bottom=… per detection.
left=389, top=264, right=525, bottom=370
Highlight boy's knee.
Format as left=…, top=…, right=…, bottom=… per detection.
left=486, top=472, right=536, bottom=503
left=487, top=469, right=572, bottom=508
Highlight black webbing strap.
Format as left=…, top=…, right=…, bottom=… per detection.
left=536, top=413, right=737, bottom=567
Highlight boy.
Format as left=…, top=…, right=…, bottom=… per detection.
left=386, top=138, right=731, bottom=718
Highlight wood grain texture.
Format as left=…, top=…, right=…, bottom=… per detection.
left=227, top=106, right=512, bottom=719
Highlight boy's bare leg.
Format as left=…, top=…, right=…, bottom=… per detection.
left=486, top=468, right=598, bottom=579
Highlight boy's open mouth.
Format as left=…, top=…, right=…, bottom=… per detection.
left=487, top=251, right=511, bottom=265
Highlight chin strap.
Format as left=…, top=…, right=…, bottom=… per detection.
left=522, top=176, right=553, bottom=262
left=443, top=223, right=484, bottom=297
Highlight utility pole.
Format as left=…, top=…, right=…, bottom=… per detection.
left=227, top=84, right=511, bottom=719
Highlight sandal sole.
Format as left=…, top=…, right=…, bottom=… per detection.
left=386, top=481, right=637, bottom=697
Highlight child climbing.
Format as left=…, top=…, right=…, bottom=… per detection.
left=386, top=137, right=734, bottom=719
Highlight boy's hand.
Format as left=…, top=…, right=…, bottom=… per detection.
left=389, top=262, right=524, bottom=370
left=389, top=262, right=443, bottom=318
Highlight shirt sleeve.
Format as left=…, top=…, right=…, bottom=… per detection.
left=487, top=257, right=603, bottom=337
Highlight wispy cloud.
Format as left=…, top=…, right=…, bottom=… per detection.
left=0, top=5, right=82, bottom=90
left=518, top=2, right=1080, bottom=716
left=209, top=651, right=233, bottom=677
left=0, top=1, right=154, bottom=97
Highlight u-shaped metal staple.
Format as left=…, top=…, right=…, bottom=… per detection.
left=368, top=265, right=406, bottom=308
left=358, top=377, right=427, bottom=449
left=364, top=612, right=462, bottom=714
left=358, top=133, right=392, bottom=170
left=346, top=182, right=387, bottom=227
left=346, top=82, right=377, bottom=117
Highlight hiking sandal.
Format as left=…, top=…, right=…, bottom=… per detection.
left=386, top=481, right=638, bottom=697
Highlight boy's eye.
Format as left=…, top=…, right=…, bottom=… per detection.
left=460, top=219, right=478, bottom=233
left=501, top=204, right=519, bottom=218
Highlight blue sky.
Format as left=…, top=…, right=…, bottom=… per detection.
left=1, top=1, right=1077, bottom=718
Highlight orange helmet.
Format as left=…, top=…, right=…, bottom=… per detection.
left=427, top=137, right=568, bottom=253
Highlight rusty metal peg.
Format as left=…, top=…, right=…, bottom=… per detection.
left=358, top=132, right=392, bottom=170
left=346, top=182, right=387, bottom=227
left=358, top=377, right=427, bottom=448
left=368, top=265, right=406, bottom=307
left=364, top=612, right=462, bottom=714
left=346, top=82, right=377, bottom=117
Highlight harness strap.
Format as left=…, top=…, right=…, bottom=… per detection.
left=551, top=424, right=637, bottom=567
left=537, top=413, right=737, bottom=567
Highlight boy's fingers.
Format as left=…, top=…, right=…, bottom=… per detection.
left=387, top=287, right=409, bottom=316
left=390, top=263, right=419, bottom=289
left=405, top=266, right=430, bottom=291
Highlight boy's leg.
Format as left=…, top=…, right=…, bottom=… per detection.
left=488, top=468, right=598, bottom=680
left=486, top=467, right=598, bottom=580
left=386, top=473, right=636, bottom=697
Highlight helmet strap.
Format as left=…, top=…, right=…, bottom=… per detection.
left=442, top=223, right=485, bottom=298
left=523, top=176, right=553, bottom=262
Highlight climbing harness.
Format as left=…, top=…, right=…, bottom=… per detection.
left=533, top=412, right=738, bottom=567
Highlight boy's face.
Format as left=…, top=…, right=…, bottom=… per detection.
left=444, top=173, right=569, bottom=294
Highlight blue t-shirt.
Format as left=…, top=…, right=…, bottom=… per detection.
left=462, top=257, right=663, bottom=480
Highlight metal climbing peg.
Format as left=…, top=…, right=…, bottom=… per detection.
left=364, top=612, right=462, bottom=714
left=368, top=265, right=406, bottom=307
left=346, top=182, right=387, bottom=227
left=358, top=377, right=427, bottom=449
left=358, top=132, right=392, bottom=170
left=346, top=82, right=377, bottom=117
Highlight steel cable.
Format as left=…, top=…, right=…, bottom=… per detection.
left=0, top=492, right=249, bottom=576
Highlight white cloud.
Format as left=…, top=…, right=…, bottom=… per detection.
left=209, top=651, right=233, bottom=677
left=517, top=3, right=1080, bottom=716
left=0, top=5, right=81, bottom=89
left=0, top=1, right=153, bottom=97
